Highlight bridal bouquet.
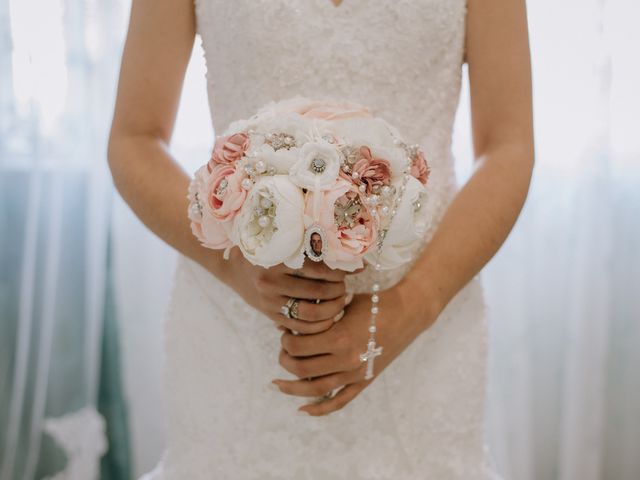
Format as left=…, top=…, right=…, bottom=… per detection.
left=187, top=96, right=431, bottom=273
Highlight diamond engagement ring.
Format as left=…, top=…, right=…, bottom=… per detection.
left=280, top=297, right=299, bottom=319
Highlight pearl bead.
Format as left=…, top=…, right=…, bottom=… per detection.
left=371, top=306, right=379, bottom=315
left=352, top=171, right=360, bottom=179
left=371, top=294, right=379, bottom=303
left=241, top=178, right=253, bottom=190
left=372, top=283, right=380, bottom=292
left=368, top=325, right=377, bottom=333
left=375, top=263, right=381, bottom=271
left=255, top=160, right=266, bottom=173
left=381, top=185, right=391, bottom=196
left=381, top=205, right=389, bottom=216
left=358, top=184, right=366, bottom=193
left=391, top=209, right=397, bottom=216
left=258, top=215, right=271, bottom=228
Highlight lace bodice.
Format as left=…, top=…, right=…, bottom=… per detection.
left=195, top=0, right=467, bottom=144
left=194, top=0, right=468, bottom=292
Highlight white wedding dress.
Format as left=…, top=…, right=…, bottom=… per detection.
left=142, top=0, right=502, bottom=478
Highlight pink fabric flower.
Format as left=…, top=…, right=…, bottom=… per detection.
left=205, top=163, right=248, bottom=222
left=188, top=165, right=234, bottom=250
left=411, top=149, right=430, bottom=185
left=305, top=179, right=377, bottom=271
left=209, top=132, right=250, bottom=167
left=342, top=146, right=392, bottom=194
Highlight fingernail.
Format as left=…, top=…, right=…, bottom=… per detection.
left=345, top=293, right=354, bottom=305
left=333, top=310, right=345, bottom=323
left=296, top=409, right=310, bottom=416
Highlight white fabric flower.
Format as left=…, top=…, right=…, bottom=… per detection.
left=249, top=143, right=300, bottom=174
left=364, top=176, right=428, bottom=270
left=289, top=142, right=342, bottom=191
left=232, top=175, right=305, bottom=269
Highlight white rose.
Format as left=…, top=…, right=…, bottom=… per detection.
left=232, top=175, right=305, bottom=269
left=364, top=176, right=428, bottom=270
left=289, top=142, right=342, bottom=191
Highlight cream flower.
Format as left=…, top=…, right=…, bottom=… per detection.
left=289, top=142, right=342, bottom=191
left=232, top=175, right=305, bottom=269
left=364, top=176, right=428, bottom=270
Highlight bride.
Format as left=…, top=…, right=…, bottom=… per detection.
left=107, top=0, right=533, bottom=478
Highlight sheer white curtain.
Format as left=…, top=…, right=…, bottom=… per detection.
left=1, top=0, right=130, bottom=478
left=449, top=0, right=639, bottom=478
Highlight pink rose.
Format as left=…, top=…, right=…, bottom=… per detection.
left=209, top=132, right=250, bottom=167
left=205, top=163, right=248, bottom=222
left=411, top=149, right=430, bottom=185
left=188, top=165, right=234, bottom=250
left=341, top=145, right=392, bottom=194
left=305, top=179, right=377, bottom=271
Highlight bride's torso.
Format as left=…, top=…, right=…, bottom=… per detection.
left=194, top=0, right=469, bottom=291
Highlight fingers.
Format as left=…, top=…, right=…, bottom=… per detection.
left=280, top=323, right=357, bottom=357
left=298, top=381, right=368, bottom=416
left=286, top=295, right=348, bottom=322
left=272, top=365, right=365, bottom=398
left=276, top=316, right=335, bottom=335
left=286, top=258, right=346, bottom=282
left=274, top=274, right=346, bottom=301
left=278, top=348, right=361, bottom=379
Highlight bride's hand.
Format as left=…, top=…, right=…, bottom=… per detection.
left=272, top=283, right=436, bottom=416
left=224, top=247, right=354, bottom=334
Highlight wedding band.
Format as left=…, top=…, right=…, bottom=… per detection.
left=289, top=298, right=300, bottom=319
left=280, top=297, right=300, bottom=320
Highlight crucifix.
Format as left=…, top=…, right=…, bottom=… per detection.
left=360, top=338, right=383, bottom=380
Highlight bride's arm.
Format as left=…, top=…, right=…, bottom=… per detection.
left=108, top=0, right=348, bottom=331
left=404, top=0, right=535, bottom=327
left=107, top=0, right=214, bottom=277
